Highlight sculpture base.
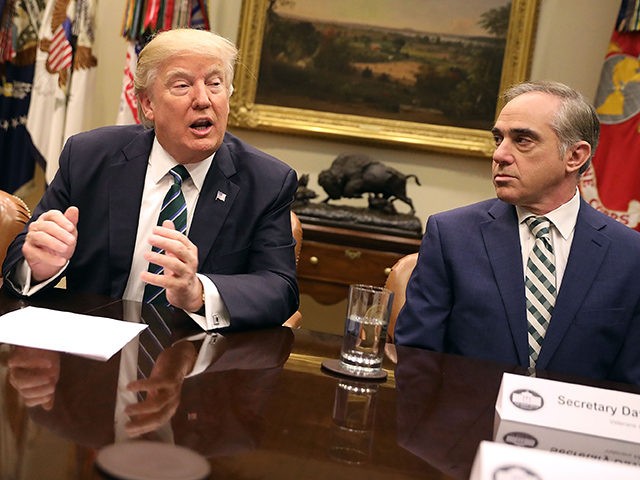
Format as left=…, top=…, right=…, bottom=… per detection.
left=293, top=202, right=422, bottom=238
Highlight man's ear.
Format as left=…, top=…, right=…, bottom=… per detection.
left=138, top=93, right=154, bottom=122
left=566, top=141, right=591, bottom=174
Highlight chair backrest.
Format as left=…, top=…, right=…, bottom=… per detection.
left=283, top=211, right=303, bottom=328
left=384, top=252, right=418, bottom=343
left=291, top=210, right=303, bottom=264
left=0, top=191, right=30, bottom=280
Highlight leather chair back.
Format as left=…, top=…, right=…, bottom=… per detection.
left=0, top=191, right=30, bottom=282
left=283, top=211, right=303, bottom=328
left=384, top=252, right=418, bottom=343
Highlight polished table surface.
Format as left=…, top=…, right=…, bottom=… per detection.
left=1, top=288, right=638, bottom=480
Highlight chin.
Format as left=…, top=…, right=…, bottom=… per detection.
left=495, top=189, right=518, bottom=205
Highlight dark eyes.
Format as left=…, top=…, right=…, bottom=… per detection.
left=493, top=135, right=533, bottom=147
left=515, top=136, right=533, bottom=146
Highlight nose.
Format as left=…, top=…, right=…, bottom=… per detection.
left=192, top=81, right=211, bottom=109
left=492, top=138, right=513, bottom=165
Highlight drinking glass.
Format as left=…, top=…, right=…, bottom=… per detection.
left=339, top=284, right=393, bottom=377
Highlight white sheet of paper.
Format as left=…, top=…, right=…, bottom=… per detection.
left=0, top=306, right=148, bottom=361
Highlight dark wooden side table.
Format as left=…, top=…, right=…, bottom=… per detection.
left=297, top=221, right=422, bottom=305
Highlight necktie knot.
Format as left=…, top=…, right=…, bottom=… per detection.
left=525, top=216, right=552, bottom=240
left=169, top=165, right=190, bottom=186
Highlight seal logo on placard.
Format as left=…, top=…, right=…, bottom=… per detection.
left=493, top=465, right=541, bottom=480
left=509, top=389, right=544, bottom=411
left=502, top=431, right=538, bottom=448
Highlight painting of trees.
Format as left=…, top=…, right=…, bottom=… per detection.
left=255, top=1, right=513, bottom=130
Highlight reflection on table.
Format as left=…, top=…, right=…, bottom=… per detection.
left=1, top=288, right=639, bottom=479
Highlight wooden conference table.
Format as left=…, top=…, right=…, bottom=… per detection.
left=0, top=288, right=637, bottom=480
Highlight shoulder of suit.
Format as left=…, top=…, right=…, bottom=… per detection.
left=432, top=198, right=504, bottom=222
left=579, top=199, right=640, bottom=243
left=68, top=124, right=149, bottom=146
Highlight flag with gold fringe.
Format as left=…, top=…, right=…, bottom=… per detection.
left=116, top=0, right=210, bottom=125
left=580, top=0, right=640, bottom=230
left=26, top=0, right=97, bottom=184
left=0, top=0, right=45, bottom=193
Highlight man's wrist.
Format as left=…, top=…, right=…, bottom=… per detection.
left=194, top=285, right=206, bottom=315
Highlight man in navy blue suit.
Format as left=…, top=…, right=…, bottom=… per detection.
left=396, top=80, right=640, bottom=385
left=2, top=29, right=298, bottom=331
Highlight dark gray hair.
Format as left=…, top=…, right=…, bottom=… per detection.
left=502, top=80, right=600, bottom=174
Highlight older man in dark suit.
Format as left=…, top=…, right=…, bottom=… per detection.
left=396, top=81, right=640, bottom=385
left=2, top=29, right=298, bottom=330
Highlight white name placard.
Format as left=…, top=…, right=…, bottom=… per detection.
left=495, top=373, right=640, bottom=444
left=470, top=441, right=640, bottom=480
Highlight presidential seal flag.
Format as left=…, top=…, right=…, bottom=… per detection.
left=579, top=0, right=640, bottom=230
left=26, top=0, right=97, bottom=184
left=116, top=0, right=210, bottom=125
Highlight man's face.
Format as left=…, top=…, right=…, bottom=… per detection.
left=491, top=91, right=573, bottom=214
left=139, top=53, right=230, bottom=164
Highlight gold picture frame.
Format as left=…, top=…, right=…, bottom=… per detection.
left=229, top=0, right=539, bottom=157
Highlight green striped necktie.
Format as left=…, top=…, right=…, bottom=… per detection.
left=143, top=165, right=190, bottom=305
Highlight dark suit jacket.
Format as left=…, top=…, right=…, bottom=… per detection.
left=2, top=125, right=299, bottom=329
left=395, top=198, right=640, bottom=385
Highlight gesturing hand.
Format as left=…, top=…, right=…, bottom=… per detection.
left=22, top=206, right=79, bottom=282
left=140, top=220, right=204, bottom=312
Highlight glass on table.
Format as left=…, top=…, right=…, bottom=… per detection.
left=339, top=284, right=393, bottom=377
left=321, top=284, right=393, bottom=380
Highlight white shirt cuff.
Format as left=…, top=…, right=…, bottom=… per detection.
left=9, top=259, right=67, bottom=296
left=186, top=273, right=230, bottom=331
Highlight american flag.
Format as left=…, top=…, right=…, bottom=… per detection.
left=46, top=22, right=72, bottom=72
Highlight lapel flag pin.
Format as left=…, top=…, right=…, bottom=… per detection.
left=216, top=191, right=227, bottom=202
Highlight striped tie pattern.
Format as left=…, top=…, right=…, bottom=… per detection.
left=143, top=165, right=190, bottom=305
left=524, top=216, right=556, bottom=369
left=137, top=304, right=173, bottom=381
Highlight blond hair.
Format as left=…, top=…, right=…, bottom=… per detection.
left=134, top=29, right=238, bottom=127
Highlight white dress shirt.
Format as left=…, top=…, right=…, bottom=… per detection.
left=516, top=189, right=581, bottom=290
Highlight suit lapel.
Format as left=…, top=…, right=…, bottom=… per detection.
left=108, top=129, right=154, bottom=297
left=189, top=141, right=239, bottom=266
left=536, top=200, right=610, bottom=369
left=480, top=201, right=529, bottom=366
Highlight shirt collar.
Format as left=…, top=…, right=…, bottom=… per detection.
left=516, top=188, right=580, bottom=240
left=148, top=137, right=214, bottom=192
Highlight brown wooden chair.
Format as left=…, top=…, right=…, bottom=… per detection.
left=0, top=191, right=30, bottom=286
left=383, top=252, right=419, bottom=343
left=283, top=211, right=303, bottom=328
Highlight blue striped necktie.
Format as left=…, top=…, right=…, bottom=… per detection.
left=524, top=216, right=556, bottom=369
left=143, top=165, right=190, bottom=305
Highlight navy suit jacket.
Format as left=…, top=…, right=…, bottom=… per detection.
left=2, top=125, right=299, bottom=329
left=395, top=198, right=640, bottom=385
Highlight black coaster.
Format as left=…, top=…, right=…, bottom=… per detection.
left=95, top=441, right=210, bottom=480
left=321, top=358, right=388, bottom=382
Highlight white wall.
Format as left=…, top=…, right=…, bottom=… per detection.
left=87, top=0, right=621, bottom=333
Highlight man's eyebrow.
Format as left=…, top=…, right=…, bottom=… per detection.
left=490, top=126, right=540, bottom=140
left=164, top=66, right=224, bottom=80
left=511, top=127, right=540, bottom=140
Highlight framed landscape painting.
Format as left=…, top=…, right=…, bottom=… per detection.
left=229, top=0, right=539, bottom=157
